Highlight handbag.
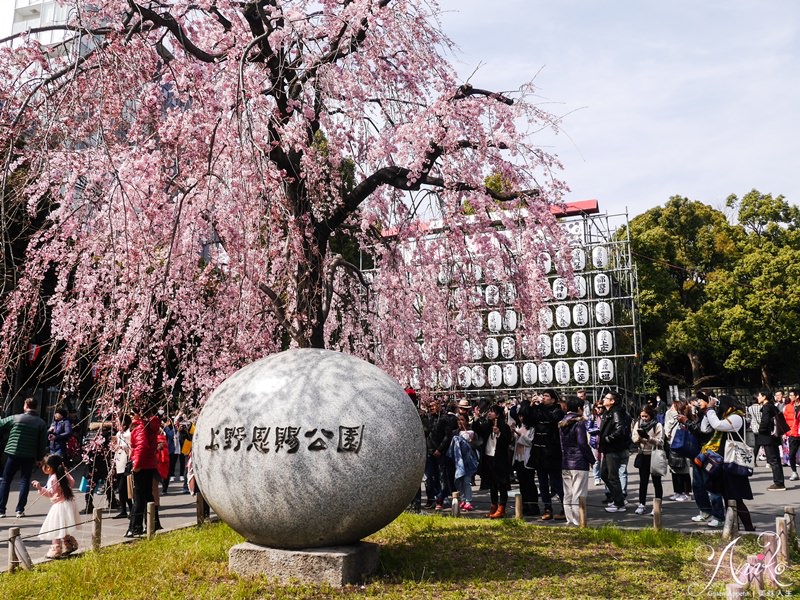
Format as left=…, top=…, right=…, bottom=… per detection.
left=668, top=448, right=687, bottom=471
left=650, top=446, right=668, bottom=477
left=633, top=451, right=642, bottom=469
left=694, top=449, right=723, bottom=474
left=670, top=425, right=700, bottom=459
left=723, top=430, right=754, bottom=477
left=78, top=476, right=90, bottom=494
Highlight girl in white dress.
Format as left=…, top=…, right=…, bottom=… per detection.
left=32, top=454, right=80, bottom=558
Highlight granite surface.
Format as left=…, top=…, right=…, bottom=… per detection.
left=228, top=541, right=379, bottom=585
left=194, top=349, right=426, bottom=549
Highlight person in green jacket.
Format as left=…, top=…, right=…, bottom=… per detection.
left=0, top=397, right=48, bottom=518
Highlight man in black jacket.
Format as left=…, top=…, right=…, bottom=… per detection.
left=756, top=390, right=786, bottom=491
left=426, top=399, right=459, bottom=509
left=529, top=389, right=565, bottom=520
left=598, top=391, right=630, bottom=512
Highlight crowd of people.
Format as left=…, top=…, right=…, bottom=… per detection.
left=0, top=398, right=196, bottom=558
left=412, top=386, right=800, bottom=529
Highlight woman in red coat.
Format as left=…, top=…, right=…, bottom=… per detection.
left=125, top=405, right=160, bottom=537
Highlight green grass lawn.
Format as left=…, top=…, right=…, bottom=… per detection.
left=2, top=514, right=798, bottom=599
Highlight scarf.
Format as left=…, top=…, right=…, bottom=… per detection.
left=638, top=417, right=658, bottom=433
left=701, top=407, right=743, bottom=453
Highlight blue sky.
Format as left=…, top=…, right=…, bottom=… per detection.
left=438, top=0, right=800, bottom=218
left=3, top=1, right=797, bottom=220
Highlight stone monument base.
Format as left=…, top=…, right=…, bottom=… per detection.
left=228, top=541, right=379, bottom=586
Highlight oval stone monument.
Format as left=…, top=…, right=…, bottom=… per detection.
left=193, top=348, right=425, bottom=550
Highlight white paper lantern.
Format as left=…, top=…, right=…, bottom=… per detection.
left=571, top=331, right=588, bottom=354
left=502, top=283, right=517, bottom=305
left=597, top=358, right=614, bottom=382
left=471, top=340, right=484, bottom=361
left=573, top=276, right=587, bottom=298
left=485, top=284, right=500, bottom=306
left=592, top=246, right=609, bottom=269
left=487, top=365, right=503, bottom=387
left=594, top=273, right=610, bottom=297
left=471, top=365, right=486, bottom=387
left=573, top=360, right=590, bottom=384
left=555, top=305, right=571, bottom=328
left=552, top=333, right=568, bottom=356
left=484, top=337, right=499, bottom=359
left=595, top=301, right=612, bottom=325
left=522, top=363, right=537, bottom=385
left=571, top=248, right=586, bottom=271
left=572, top=303, right=589, bottom=327
left=457, top=366, right=472, bottom=388
left=596, top=330, right=613, bottom=353
left=538, top=307, right=553, bottom=330
left=552, top=277, right=568, bottom=300
left=539, top=252, right=552, bottom=274
left=439, top=369, right=453, bottom=389
left=521, top=335, right=535, bottom=358
left=538, top=362, right=554, bottom=385
left=487, top=310, right=502, bottom=333
left=500, top=336, right=516, bottom=359
left=537, top=334, right=552, bottom=357
left=502, top=364, right=518, bottom=387
left=555, top=360, right=570, bottom=385
left=503, top=310, right=518, bottom=331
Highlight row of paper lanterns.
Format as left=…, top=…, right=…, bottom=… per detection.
left=413, top=359, right=616, bottom=389
left=464, top=329, right=614, bottom=361
left=476, top=302, right=613, bottom=334
left=438, top=246, right=611, bottom=287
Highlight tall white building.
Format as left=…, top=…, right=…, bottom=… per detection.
left=3, top=0, right=71, bottom=47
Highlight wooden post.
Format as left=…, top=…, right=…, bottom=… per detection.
left=451, top=491, right=460, bottom=518
left=196, top=491, right=207, bottom=525
left=722, top=500, right=738, bottom=541
left=746, top=554, right=764, bottom=594
left=515, top=493, right=523, bottom=520
left=785, top=506, right=797, bottom=545
left=652, top=498, right=662, bottom=531
left=578, top=496, right=587, bottom=528
left=146, top=502, right=156, bottom=540
left=92, top=507, right=103, bottom=551
left=7, top=527, right=20, bottom=573
left=776, top=517, right=789, bottom=564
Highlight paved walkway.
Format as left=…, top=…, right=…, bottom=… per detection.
left=1, top=470, right=205, bottom=572
left=1, top=461, right=797, bottom=573
left=416, top=461, right=799, bottom=532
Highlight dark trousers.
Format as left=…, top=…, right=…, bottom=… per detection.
left=636, top=454, right=663, bottom=505
left=424, top=454, right=441, bottom=502
left=483, top=455, right=508, bottom=506
left=0, top=455, right=35, bottom=514
left=788, top=436, right=800, bottom=472
left=535, top=465, right=564, bottom=510
left=513, top=460, right=538, bottom=508
left=169, top=453, right=186, bottom=478
left=601, top=450, right=628, bottom=508
left=116, top=471, right=131, bottom=513
left=763, top=443, right=785, bottom=485
left=130, top=468, right=155, bottom=531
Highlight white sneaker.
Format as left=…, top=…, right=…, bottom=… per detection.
left=668, top=494, right=679, bottom=501
left=634, top=504, right=646, bottom=515
left=594, top=478, right=603, bottom=486
left=790, top=472, right=799, bottom=481
left=676, top=493, right=691, bottom=502
left=692, top=512, right=711, bottom=522
left=707, top=518, right=723, bottom=528
left=604, top=505, right=626, bottom=513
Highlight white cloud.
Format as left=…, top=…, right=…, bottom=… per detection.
left=438, top=0, right=800, bottom=218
